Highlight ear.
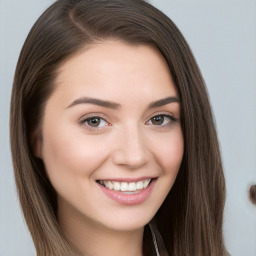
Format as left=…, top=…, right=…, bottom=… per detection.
left=30, top=128, right=43, bottom=159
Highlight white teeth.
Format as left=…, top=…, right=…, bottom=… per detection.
left=128, top=182, right=136, bottom=191
left=122, top=191, right=140, bottom=194
left=113, top=182, right=121, bottom=191
left=136, top=181, right=144, bottom=190
left=99, top=179, right=152, bottom=192
left=107, top=181, right=114, bottom=190
left=121, top=182, right=129, bottom=191
left=143, top=179, right=151, bottom=188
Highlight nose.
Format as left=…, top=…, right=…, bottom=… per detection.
left=112, top=125, right=149, bottom=169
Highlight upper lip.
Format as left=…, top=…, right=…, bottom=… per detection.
left=97, top=176, right=156, bottom=183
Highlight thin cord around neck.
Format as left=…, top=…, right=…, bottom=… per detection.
left=149, top=223, right=160, bottom=256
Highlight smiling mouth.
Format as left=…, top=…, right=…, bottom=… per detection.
left=96, top=178, right=153, bottom=194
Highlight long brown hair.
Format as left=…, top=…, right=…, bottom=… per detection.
left=10, top=0, right=229, bottom=255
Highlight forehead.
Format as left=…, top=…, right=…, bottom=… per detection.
left=53, top=41, right=178, bottom=103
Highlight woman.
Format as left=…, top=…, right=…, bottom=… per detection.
left=10, top=0, right=229, bottom=255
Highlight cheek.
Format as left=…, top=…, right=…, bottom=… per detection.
left=41, top=125, right=111, bottom=181
left=153, top=130, right=184, bottom=175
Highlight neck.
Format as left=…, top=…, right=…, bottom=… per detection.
left=58, top=206, right=144, bottom=256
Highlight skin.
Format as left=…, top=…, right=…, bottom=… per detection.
left=34, top=41, right=184, bottom=256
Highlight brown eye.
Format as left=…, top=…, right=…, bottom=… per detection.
left=147, top=114, right=177, bottom=127
left=80, top=116, right=108, bottom=128
left=151, top=115, right=165, bottom=125
left=87, top=117, right=101, bottom=127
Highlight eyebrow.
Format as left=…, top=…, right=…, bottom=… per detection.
left=148, top=96, right=180, bottom=108
left=67, top=97, right=121, bottom=109
left=66, top=96, right=179, bottom=109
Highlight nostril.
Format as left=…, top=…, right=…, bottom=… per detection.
left=249, top=185, right=256, bottom=205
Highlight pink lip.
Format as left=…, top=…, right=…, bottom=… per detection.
left=97, top=179, right=156, bottom=206
left=98, top=176, right=154, bottom=183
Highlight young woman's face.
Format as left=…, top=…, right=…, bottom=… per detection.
left=36, top=41, right=183, bottom=232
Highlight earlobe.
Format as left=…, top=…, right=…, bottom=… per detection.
left=30, top=129, right=43, bottom=159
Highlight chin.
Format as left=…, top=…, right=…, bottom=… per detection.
left=96, top=207, right=156, bottom=232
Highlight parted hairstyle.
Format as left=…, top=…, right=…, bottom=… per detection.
left=10, top=0, right=229, bottom=255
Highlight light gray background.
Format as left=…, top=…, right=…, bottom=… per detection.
left=0, top=0, right=255, bottom=255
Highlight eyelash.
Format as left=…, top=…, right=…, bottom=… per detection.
left=78, top=115, right=110, bottom=131
left=78, top=114, right=177, bottom=131
left=146, top=114, right=177, bottom=127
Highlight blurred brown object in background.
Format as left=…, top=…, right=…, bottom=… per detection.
left=249, top=185, right=256, bottom=205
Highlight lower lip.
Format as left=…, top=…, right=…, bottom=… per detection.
left=98, top=179, right=156, bottom=206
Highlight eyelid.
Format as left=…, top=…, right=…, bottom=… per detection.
left=78, top=113, right=109, bottom=122
left=78, top=113, right=111, bottom=130
left=145, top=112, right=178, bottom=126
left=146, top=111, right=177, bottom=121
left=77, top=111, right=178, bottom=131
